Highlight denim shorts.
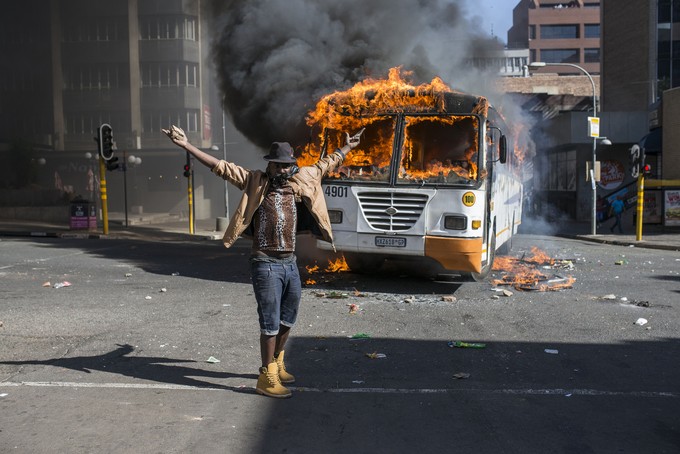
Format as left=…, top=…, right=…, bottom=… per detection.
left=250, top=255, right=302, bottom=335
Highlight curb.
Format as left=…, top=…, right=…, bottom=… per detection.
left=0, top=230, right=223, bottom=242
left=557, top=233, right=680, bottom=252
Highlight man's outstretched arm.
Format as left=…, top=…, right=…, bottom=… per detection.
left=162, top=125, right=219, bottom=169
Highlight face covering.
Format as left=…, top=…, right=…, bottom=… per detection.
left=270, top=165, right=299, bottom=187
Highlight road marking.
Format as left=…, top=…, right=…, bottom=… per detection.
left=2, top=381, right=677, bottom=398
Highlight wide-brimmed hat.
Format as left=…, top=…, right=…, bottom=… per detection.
left=263, top=142, right=297, bottom=164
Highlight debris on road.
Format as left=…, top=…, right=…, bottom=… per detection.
left=365, top=352, right=387, bottom=359
left=206, top=356, right=221, bottom=363
left=350, top=333, right=371, bottom=340
left=160, top=288, right=167, bottom=293
left=544, top=349, right=559, bottom=354
left=125, top=273, right=132, bottom=277
left=634, top=318, right=648, bottom=326
left=492, top=247, right=575, bottom=291
left=348, top=303, right=359, bottom=314
left=442, top=295, right=457, bottom=302
left=53, top=281, right=71, bottom=289
left=448, top=341, right=486, bottom=349
left=145, top=296, right=152, bottom=300
left=453, top=372, right=471, bottom=379
left=42, top=281, right=51, bottom=287
left=314, top=291, right=348, bottom=299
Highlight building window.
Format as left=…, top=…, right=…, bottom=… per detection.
left=140, top=16, right=197, bottom=40
left=63, top=64, right=125, bottom=90
left=547, top=150, right=576, bottom=191
left=540, top=49, right=580, bottom=64
left=583, top=2, right=600, bottom=8
left=140, top=63, right=199, bottom=87
left=142, top=110, right=199, bottom=133
left=529, top=25, right=536, bottom=40
left=584, top=48, right=600, bottom=63
left=584, top=24, right=600, bottom=38
left=657, top=0, right=680, bottom=23
left=62, top=19, right=122, bottom=42
left=540, top=24, right=579, bottom=39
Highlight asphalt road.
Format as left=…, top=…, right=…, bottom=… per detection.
left=1, top=234, right=679, bottom=453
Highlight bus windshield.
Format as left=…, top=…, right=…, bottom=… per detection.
left=313, top=116, right=397, bottom=183
left=398, top=115, right=480, bottom=185
left=310, top=114, right=480, bottom=185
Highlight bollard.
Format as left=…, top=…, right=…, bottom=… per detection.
left=216, top=217, right=228, bottom=231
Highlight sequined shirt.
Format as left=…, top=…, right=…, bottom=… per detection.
left=252, top=182, right=297, bottom=253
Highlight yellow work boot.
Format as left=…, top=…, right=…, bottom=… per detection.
left=256, top=362, right=291, bottom=398
left=275, top=350, right=295, bottom=384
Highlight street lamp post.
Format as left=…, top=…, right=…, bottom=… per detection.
left=528, top=61, right=609, bottom=235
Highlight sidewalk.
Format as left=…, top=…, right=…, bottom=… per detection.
left=0, top=214, right=224, bottom=242
left=1, top=214, right=679, bottom=251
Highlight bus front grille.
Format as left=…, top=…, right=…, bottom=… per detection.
left=357, top=192, right=428, bottom=231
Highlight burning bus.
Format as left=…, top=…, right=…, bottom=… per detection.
left=298, top=68, right=523, bottom=280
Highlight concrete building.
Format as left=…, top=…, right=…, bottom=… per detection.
left=0, top=0, right=231, bottom=224
left=508, top=0, right=602, bottom=76
left=503, top=0, right=680, bottom=227
left=600, top=0, right=680, bottom=226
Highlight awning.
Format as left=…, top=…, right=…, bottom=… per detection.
left=640, top=128, right=662, bottom=153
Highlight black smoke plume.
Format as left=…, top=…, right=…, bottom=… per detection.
left=208, top=0, right=503, bottom=149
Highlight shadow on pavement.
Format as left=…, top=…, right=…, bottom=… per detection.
left=0, top=344, right=257, bottom=393
left=252, top=336, right=680, bottom=453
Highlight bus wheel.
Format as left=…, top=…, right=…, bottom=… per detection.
left=462, top=229, right=496, bottom=282
left=343, top=252, right=384, bottom=274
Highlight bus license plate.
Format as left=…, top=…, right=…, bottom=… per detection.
left=375, top=236, right=406, bottom=247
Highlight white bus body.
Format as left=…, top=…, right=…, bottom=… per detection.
left=305, top=90, right=523, bottom=279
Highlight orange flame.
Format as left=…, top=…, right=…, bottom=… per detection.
left=299, top=67, right=484, bottom=181
left=492, top=248, right=574, bottom=291
left=325, top=255, right=350, bottom=273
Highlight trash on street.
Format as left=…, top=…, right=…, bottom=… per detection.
left=448, top=341, right=486, bottom=349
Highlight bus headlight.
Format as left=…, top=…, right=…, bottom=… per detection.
left=444, top=215, right=467, bottom=230
left=328, top=210, right=343, bottom=224
left=471, top=220, right=482, bottom=229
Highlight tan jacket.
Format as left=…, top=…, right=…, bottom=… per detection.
left=211, top=150, right=345, bottom=250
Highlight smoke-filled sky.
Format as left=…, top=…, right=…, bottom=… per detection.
left=209, top=0, right=506, bottom=149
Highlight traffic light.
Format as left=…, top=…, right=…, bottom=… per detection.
left=98, top=123, right=114, bottom=160
left=640, top=148, right=652, bottom=177
left=183, top=152, right=191, bottom=178
left=629, top=144, right=640, bottom=178
left=106, top=156, right=120, bottom=171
